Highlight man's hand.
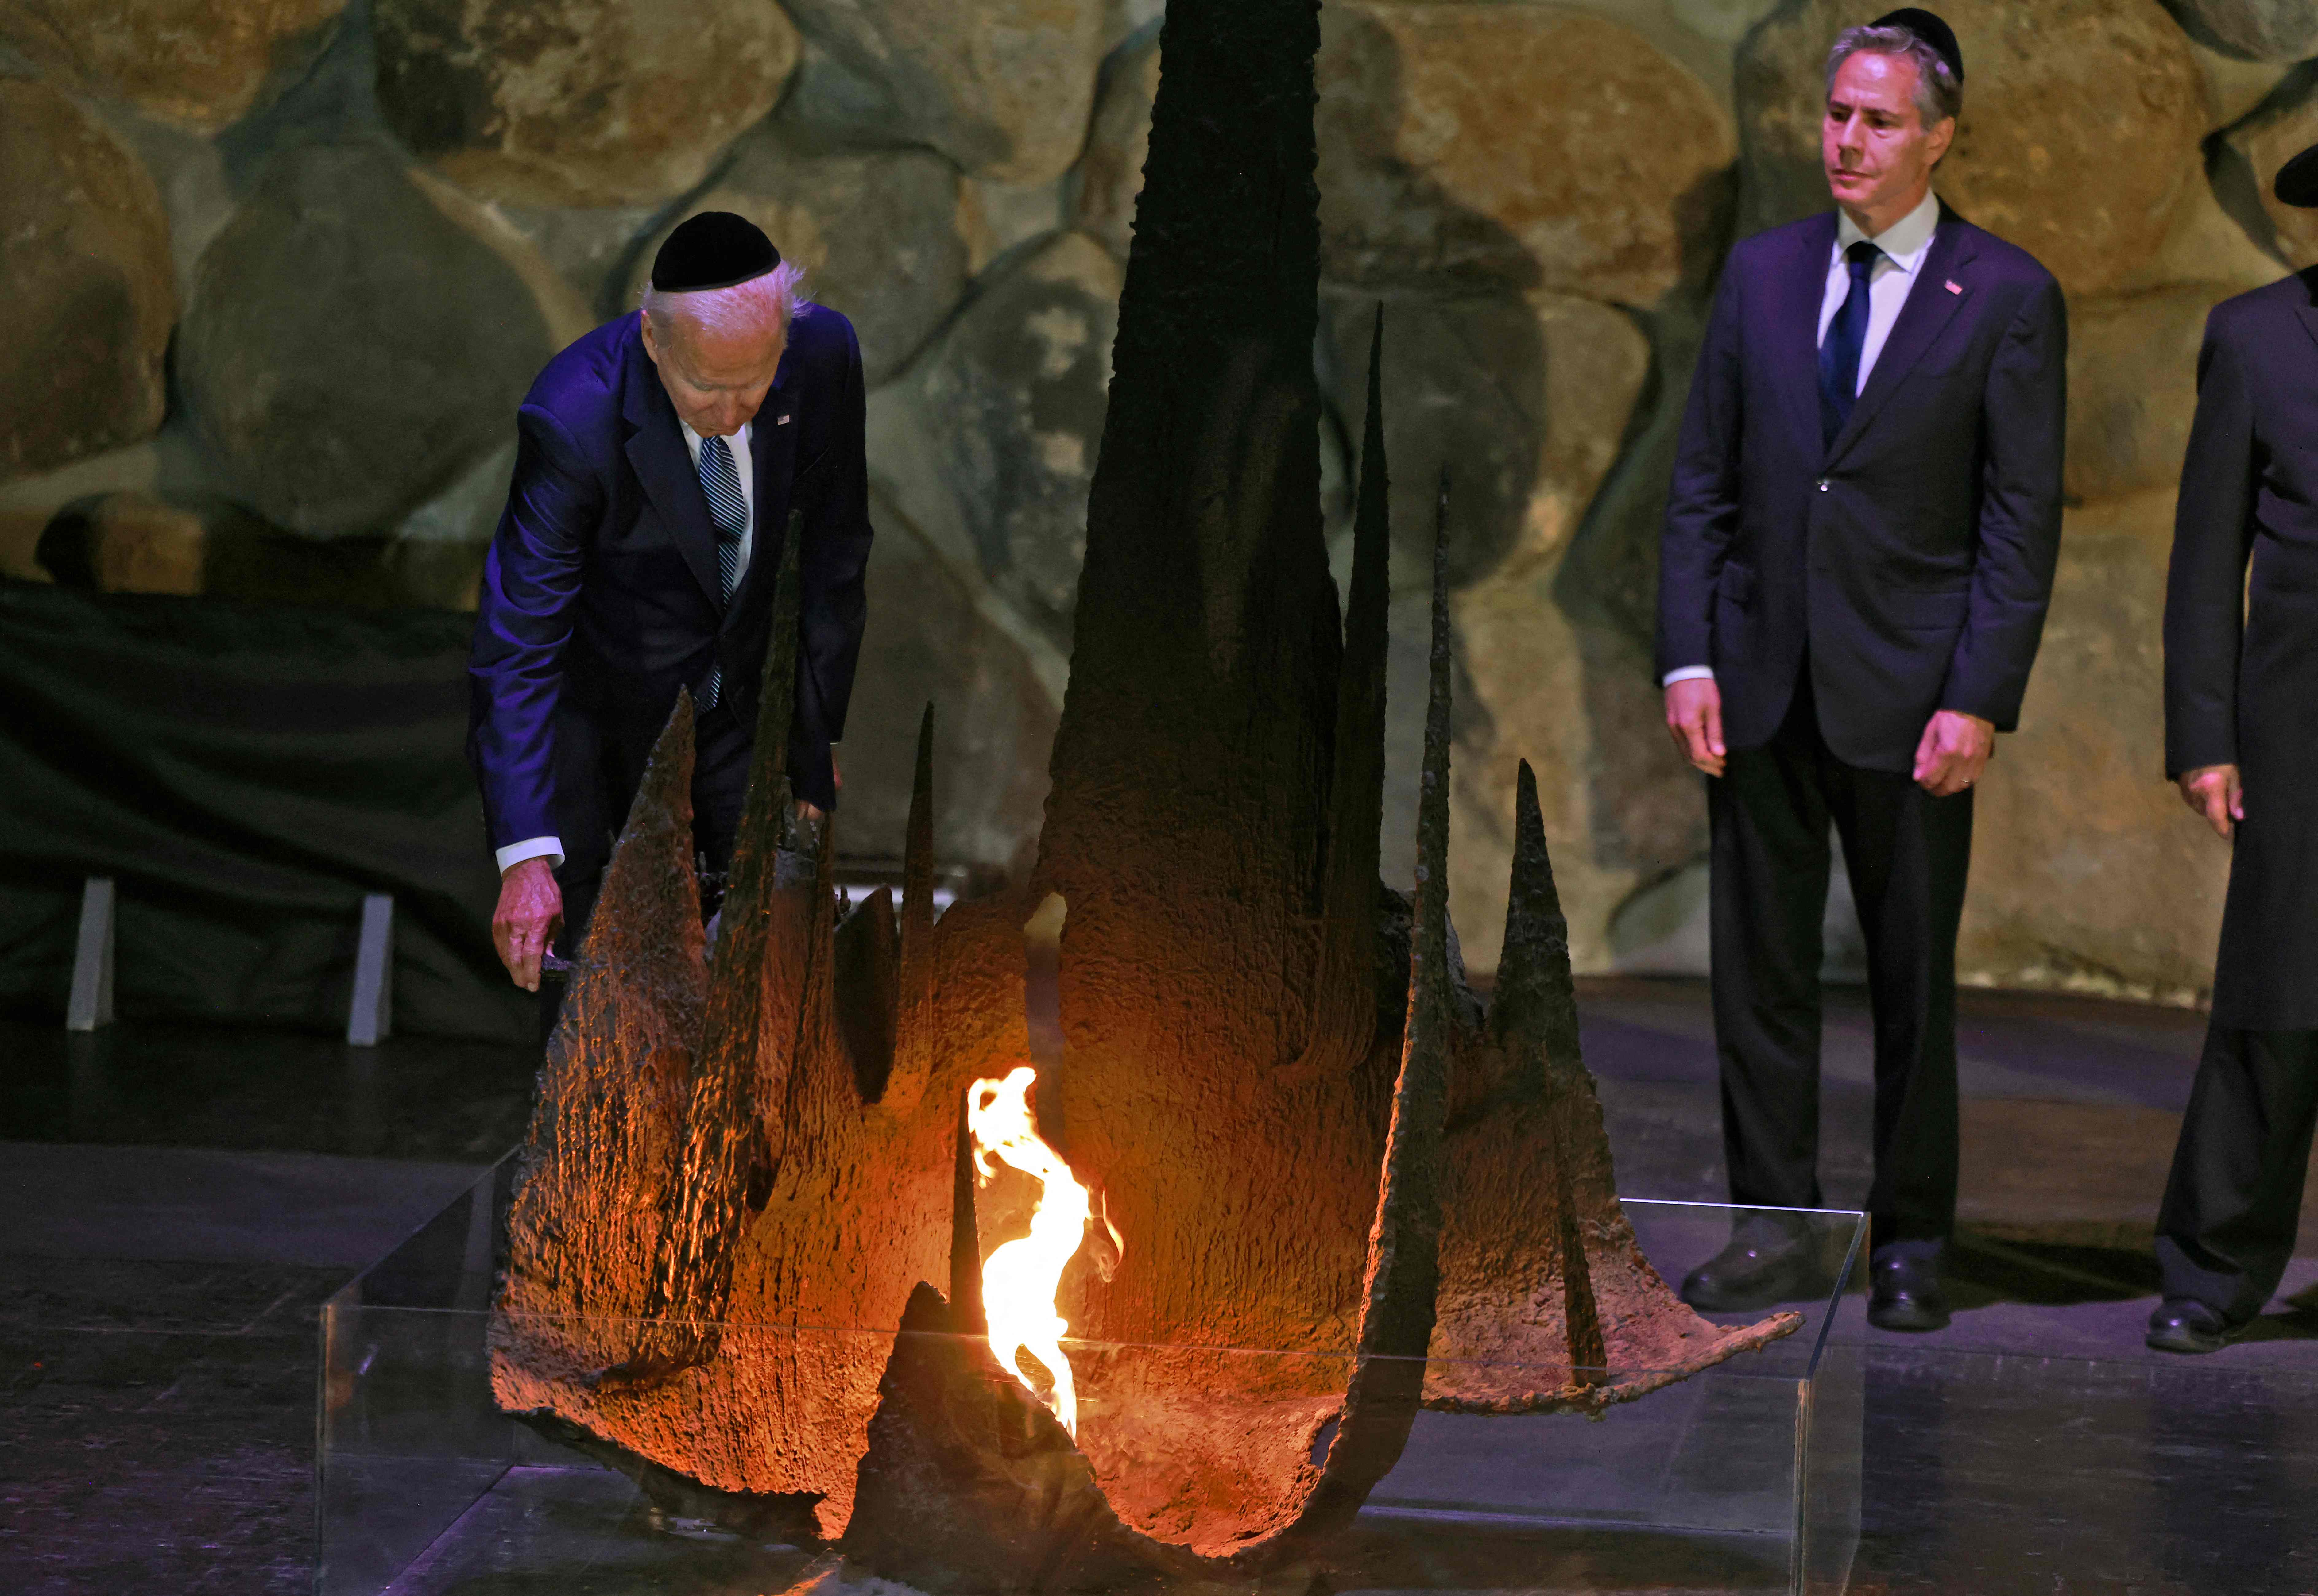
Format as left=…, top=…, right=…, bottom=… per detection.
left=1664, top=677, right=1727, bottom=778
left=2177, top=764, right=2243, bottom=841
left=492, top=857, right=563, bottom=992
left=1913, top=710, right=1995, bottom=797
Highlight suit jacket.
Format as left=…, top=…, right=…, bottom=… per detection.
left=1656, top=204, right=2067, bottom=771
left=467, top=305, right=872, bottom=851
left=2164, top=269, right=2318, bottom=1029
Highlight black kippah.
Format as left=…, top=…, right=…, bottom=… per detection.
left=650, top=211, right=780, bottom=293
left=2279, top=143, right=2318, bottom=208
left=1872, top=8, right=1964, bottom=84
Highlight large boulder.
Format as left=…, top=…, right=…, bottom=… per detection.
left=1315, top=4, right=1736, bottom=303
left=2065, top=290, right=2213, bottom=503
left=0, top=0, right=344, bottom=131
left=1959, top=491, right=2228, bottom=1004
left=1069, top=24, right=1161, bottom=262
left=864, top=231, right=1122, bottom=657
left=0, top=79, right=175, bottom=483
left=373, top=0, right=799, bottom=206
left=835, top=496, right=1062, bottom=877
left=627, top=125, right=969, bottom=387
left=1737, top=0, right=2208, bottom=297
left=1318, top=289, right=1653, bottom=591
left=2159, top=0, right=2318, bottom=58
left=178, top=143, right=553, bottom=537
left=778, top=0, right=1109, bottom=185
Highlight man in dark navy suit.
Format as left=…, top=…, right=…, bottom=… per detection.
left=468, top=211, right=872, bottom=995
left=2145, top=144, right=2318, bottom=1355
left=1655, top=12, right=2065, bottom=1330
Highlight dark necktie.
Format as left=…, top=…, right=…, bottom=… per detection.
left=1818, top=239, right=1882, bottom=450
left=697, top=432, right=746, bottom=708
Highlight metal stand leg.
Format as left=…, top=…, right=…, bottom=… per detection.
left=347, top=893, right=394, bottom=1047
left=66, top=877, right=114, bottom=1032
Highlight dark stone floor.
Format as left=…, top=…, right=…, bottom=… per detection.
left=3, top=984, right=2315, bottom=1594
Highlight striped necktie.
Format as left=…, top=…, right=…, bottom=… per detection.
left=698, top=432, right=746, bottom=708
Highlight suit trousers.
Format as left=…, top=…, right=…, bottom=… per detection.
left=1708, top=670, right=1974, bottom=1255
left=2155, top=1024, right=2318, bottom=1323
left=540, top=700, right=755, bottom=1040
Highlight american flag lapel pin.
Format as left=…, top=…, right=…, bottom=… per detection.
left=1944, top=279, right=1963, bottom=294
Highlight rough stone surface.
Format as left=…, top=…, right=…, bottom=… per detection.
left=0, top=0, right=344, bottom=130
left=1737, top=0, right=2209, bottom=297
left=1959, top=492, right=2229, bottom=1005
left=179, top=143, right=553, bottom=537
left=373, top=0, right=800, bottom=206
left=1069, top=23, right=1160, bottom=261
left=2161, top=0, right=2318, bottom=59
left=2066, top=290, right=2215, bottom=504
left=627, top=124, right=969, bottom=387
left=779, top=0, right=1110, bottom=185
left=1320, top=290, right=1652, bottom=592
left=865, top=232, right=1122, bottom=656
left=1316, top=4, right=1736, bottom=302
left=0, top=79, right=175, bottom=483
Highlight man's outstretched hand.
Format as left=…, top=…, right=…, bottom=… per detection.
left=1664, top=677, right=1727, bottom=778
left=1913, top=710, right=1994, bottom=797
left=493, top=857, right=563, bottom=992
left=2177, top=764, right=2243, bottom=841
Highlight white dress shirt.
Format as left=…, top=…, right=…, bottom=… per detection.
left=494, top=416, right=760, bottom=875
left=1663, top=191, right=1941, bottom=690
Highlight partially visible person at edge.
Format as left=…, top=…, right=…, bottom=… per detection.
left=1654, top=10, right=2066, bottom=1332
left=466, top=211, right=872, bottom=1023
left=2142, top=141, right=2318, bottom=1356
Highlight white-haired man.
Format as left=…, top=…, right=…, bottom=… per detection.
left=469, top=211, right=873, bottom=999
left=1656, top=11, right=2066, bottom=1330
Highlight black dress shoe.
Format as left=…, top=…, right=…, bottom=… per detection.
left=2146, top=1298, right=2241, bottom=1355
left=1867, top=1253, right=1950, bottom=1332
left=1680, top=1219, right=1816, bottom=1312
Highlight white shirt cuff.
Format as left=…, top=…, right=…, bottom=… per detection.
left=496, top=836, right=565, bottom=873
left=1662, top=665, right=1716, bottom=687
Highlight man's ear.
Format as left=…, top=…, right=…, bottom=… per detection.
left=640, top=310, right=660, bottom=366
left=1925, top=114, right=1956, bottom=166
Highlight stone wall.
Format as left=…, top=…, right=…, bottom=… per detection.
left=2, top=0, right=2298, bottom=1002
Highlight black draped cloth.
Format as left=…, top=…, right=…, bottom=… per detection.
left=0, top=580, right=529, bottom=1042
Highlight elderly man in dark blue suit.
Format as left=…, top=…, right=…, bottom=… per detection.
left=1655, top=12, right=2066, bottom=1330
left=469, top=212, right=873, bottom=995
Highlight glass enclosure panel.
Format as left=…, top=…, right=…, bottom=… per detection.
left=317, top=1170, right=1863, bottom=1595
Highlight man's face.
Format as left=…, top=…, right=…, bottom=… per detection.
left=641, top=306, right=784, bottom=438
left=1822, top=50, right=1953, bottom=222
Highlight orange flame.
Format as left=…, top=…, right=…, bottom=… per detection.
left=966, top=1065, right=1107, bottom=1437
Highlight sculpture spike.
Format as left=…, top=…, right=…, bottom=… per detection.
left=622, top=515, right=810, bottom=1375
left=498, top=690, right=706, bottom=1385
left=1298, top=469, right=1457, bottom=1532
left=1499, top=759, right=1608, bottom=1378
left=1295, top=304, right=1393, bottom=1076
left=884, top=704, right=938, bottom=1110
left=1489, top=759, right=1583, bottom=1086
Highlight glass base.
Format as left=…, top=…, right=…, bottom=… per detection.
left=318, top=1159, right=1862, bottom=1594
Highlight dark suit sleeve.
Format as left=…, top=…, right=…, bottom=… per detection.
left=1942, top=276, right=2067, bottom=728
left=1656, top=260, right=1745, bottom=678
left=2162, top=312, right=2260, bottom=778
left=466, top=402, right=601, bottom=850
left=794, top=317, right=874, bottom=753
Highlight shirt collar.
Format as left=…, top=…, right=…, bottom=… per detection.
left=1835, top=189, right=1940, bottom=271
